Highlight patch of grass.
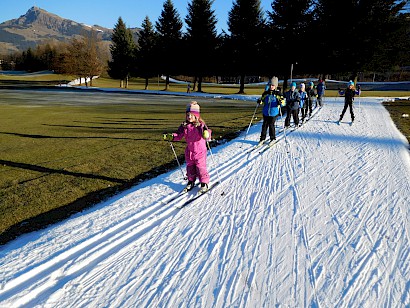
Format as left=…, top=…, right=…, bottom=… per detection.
left=0, top=73, right=74, bottom=87
left=92, top=77, right=266, bottom=95
left=91, top=77, right=410, bottom=97
left=0, top=90, right=256, bottom=244
left=382, top=99, right=410, bottom=144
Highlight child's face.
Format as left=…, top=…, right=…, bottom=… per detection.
left=186, top=112, right=197, bottom=122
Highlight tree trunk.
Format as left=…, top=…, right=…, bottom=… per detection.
left=165, top=75, right=170, bottom=91
left=351, top=71, right=358, bottom=84
left=193, top=76, right=198, bottom=92
left=238, top=74, right=245, bottom=94
left=198, top=76, right=203, bottom=92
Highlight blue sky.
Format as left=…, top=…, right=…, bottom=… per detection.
left=0, top=0, right=273, bottom=33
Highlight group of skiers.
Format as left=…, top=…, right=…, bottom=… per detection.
left=257, top=78, right=326, bottom=146
left=163, top=78, right=360, bottom=193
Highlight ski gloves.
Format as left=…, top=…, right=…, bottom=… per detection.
left=163, top=133, right=174, bottom=141
left=258, top=95, right=286, bottom=106
left=202, top=129, right=210, bottom=139
left=163, top=130, right=210, bottom=141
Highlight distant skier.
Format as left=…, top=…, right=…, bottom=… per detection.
left=299, top=83, right=308, bottom=124
left=163, top=101, right=211, bottom=193
left=257, top=76, right=285, bottom=146
left=306, top=81, right=317, bottom=118
left=316, top=79, right=326, bottom=107
left=338, top=81, right=361, bottom=125
left=284, top=82, right=301, bottom=128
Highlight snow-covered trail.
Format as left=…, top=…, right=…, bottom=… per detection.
left=1, top=97, right=409, bottom=307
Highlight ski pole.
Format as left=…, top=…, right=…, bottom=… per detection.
left=279, top=105, right=290, bottom=153
left=243, top=103, right=259, bottom=141
left=206, top=141, right=225, bottom=195
left=169, top=141, right=186, bottom=180
left=358, top=92, right=361, bottom=113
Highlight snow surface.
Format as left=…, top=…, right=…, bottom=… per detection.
left=0, top=96, right=410, bottom=308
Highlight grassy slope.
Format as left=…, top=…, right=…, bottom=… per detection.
left=383, top=100, right=410, bottom=144
left=0, top=90, right=256, bottom=243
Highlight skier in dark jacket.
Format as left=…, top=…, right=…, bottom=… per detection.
left=257, top=76, right=285, bottom=146
left=338, top=81, right=361, bottom=124
left=284, top=82, right=301, bottom=128
left=306, top=81, right=316, bottom=118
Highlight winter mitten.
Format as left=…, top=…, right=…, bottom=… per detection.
left=202, top=130, right=210, bottom=140
left=280, top=97, right=286, bottom=106
left=163, top=133, right=174, bottom=141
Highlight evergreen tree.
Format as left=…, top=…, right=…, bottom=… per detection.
left=155, top=0, right=183, bottom=90
left=185, top=0, right=218, bottom=92
left=108, top=17, right=137, bottom=88
left=314, top=0, right=406, bottom=80
left=137, top=16, right=158, bottom=90
left=268, top=0, right=314, bottom=89
left=227, top=0, right=266, bottom=94
left=21, top=48, right=37, bottom=72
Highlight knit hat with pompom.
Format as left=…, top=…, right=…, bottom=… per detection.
left=186, top=101, right=200, bottom=117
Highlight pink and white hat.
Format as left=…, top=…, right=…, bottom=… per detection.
left=186, top=101, right=200, bottom=117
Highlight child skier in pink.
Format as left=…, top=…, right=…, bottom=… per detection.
left=163, top=101, right=211, bottom=193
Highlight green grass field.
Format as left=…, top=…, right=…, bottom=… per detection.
left=0, top=73, right=408, bottom=244
left=0, top=89, right=257, bottom=243
left=383, top=99, right=410, bottom=144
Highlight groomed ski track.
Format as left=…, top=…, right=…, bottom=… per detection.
left=1, top=97, right=409, bottom=307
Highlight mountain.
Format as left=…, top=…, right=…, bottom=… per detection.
left=0, top=6, right=139, bottom=54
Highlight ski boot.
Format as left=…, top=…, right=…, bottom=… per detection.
left=183, top=181, right=195, bottom=193
left=199, top=183, right=209, bottom=194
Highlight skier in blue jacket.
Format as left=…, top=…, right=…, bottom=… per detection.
left=299, top=83, right=308, bottom=124
left=257, top=76, right=285, bottom=146
left=316, top=79, right=325, bottom=107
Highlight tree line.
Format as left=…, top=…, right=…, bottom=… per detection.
left=2, top=0, right=409, bottom=92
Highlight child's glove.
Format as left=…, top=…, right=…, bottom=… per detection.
left=280, top=97, right=286, bottom=106
left=257, top=98, right=263, bottom=105
left=163, top=133, right=174, bottom=141
left=202, top=130, right=210, bottom=139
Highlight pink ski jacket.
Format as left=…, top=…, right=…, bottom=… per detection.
left=172, top=122, right=211, bottom=161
